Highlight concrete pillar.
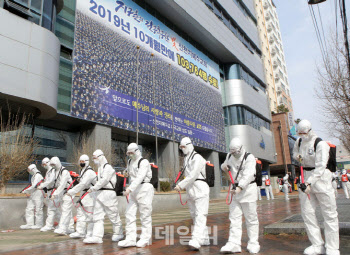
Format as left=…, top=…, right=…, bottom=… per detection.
left=158, top=141, right=179, bottom=182
left=206, top=151, right=221, bottom=199
left=88, top=124, right=112, bottom=160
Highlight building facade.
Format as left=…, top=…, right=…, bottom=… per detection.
left=254, top=0, right=293, bottom=114
left=336, top=145, right=350, bottom=171
left=270, top=113, right=298, bottom=183
left=1, top=0, right=276, bottom=195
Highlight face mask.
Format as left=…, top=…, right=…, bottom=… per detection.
left=80, top=163, right=86, bottom=168
left=94, top=159, right=99, bottom=165
left=128, top=154, right=135, bottom=160
left=232, top=151, right=241, bottom=158
left=181, top=147, right=190, bottom=155
left=299, top=133, right=310, bottom=141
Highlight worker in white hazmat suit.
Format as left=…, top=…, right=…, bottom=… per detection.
left=332, top=172, right=338, bottom=198
left=83, top=149, right=124, bottom=244
left=264, top=175, right=274, bottom=200
left=49, top=157, right=74, bottom=235
left=174, top=137, right=210, bottom=250
left=20, top=164, right=44, bottom=229
left=38, top=157, right=59, bottom=232
left=66, top=154, right=97, bottom=238
left=257, top=182, right=262, bottom=201
left=118, top=143, right=154, bottom=248
left=283, top=174, right=290, bottom=201
left=293, top=119, right=339, bottom=255
left=341, top=169, right=350, bottom=199
left=220, top=137, right=260, bottom=254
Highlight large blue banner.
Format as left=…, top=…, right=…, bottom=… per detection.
left=71, top=0, right=225, bottom=151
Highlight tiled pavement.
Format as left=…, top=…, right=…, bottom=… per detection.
left=1, top=191, right=349, bottom=254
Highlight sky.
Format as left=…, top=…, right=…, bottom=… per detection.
left=275, top=0, right=343, bottom=144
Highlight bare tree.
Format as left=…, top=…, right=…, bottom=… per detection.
left=316, top=37, right=350, bottom=150
left=0, top=110, right=38, bottom=194
left=72, top=132, right=116, bottom=169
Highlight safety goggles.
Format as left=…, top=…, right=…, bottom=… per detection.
left=126, top=149, right=138, bottom=156
left=298, top=129, right=311, bottom=135
left=92, top=154, right=103, bottom=160
left=179, top=143, right=191, bottom=150
left=230, top=145, right=242, bottom=154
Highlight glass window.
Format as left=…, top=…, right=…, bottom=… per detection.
left=42, top=0, right=54, bottom=31
left=12, top=0, right=29, bottom=7
left=55, top=16, right=75, bottom=48
left=203, top=0, right=213, bottom=10
left=57, top=58, right=72, bottom=112
left=213, top=3, right=222, bottom=20
left=245, top=110, right=253, bottom=126
left=223, top=107, right=229, bottom=126
left=252, top=114, right=259, bottom=129
left=223, top=13, right=230, bottom=27
left=237, top=106, right=245, bottom=124
left=58, top=0, right=76, bottom=24
left=229, top=106, right=238, bottom=125
left=31, top=0, right=42, bottom=13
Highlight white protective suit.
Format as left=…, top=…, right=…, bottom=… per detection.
left=264, top=176, right=274, bottom=200
left=67, top=155, right=97, bottom=238
left=257, top=183, right=262, bottom=201
left=83, top=149, right=123, bottom=244
left=341, top=170, right=350, bottom=199
left=332, top=172, right=338, bottom=198
left=176, top=137, right=209, bottom=250
left=118, top=143, right=154, bottom=248
left=38, top=157, right=59, bottom=232
left=220, top=137, right=260, bottom=254
left=50, top=157, right=74, bottom=235
left=20, top=164, right=44, bottom=229
left=283, top=174, right=290, bottom=201
left=293, top=119, right=339, bottom=255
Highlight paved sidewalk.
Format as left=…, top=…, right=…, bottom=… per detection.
left=0, top=191, right=349, bottom=254
left=264, top=191, right=350, bottom=235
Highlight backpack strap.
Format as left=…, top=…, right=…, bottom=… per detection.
left=298, top=138, right=302, bottom=151
left=80, top=166, right=94, bottom=179
left=191, top=152, right=198, bottom=160
left=101, top=163, right=115, bottom=189
left=314, top=137, right=322, bottom=152
left=53, top=167, right=68, bottom=188
left=235, top=152, right=249, bottom=181
left=138, top=158, right=146, bottom=168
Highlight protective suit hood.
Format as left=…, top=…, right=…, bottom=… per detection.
left=28, top=164, right=39, bottom=175
left=93, top=149, right=108, bottom=166
left=342, top=169, right=347, bottom=175
left=297, top=120, right=314, bottom=142
left=229, top=137, right=244, bottom=158
left=180, top=137, right=194, bottom=156
left=42, top=157, right=51, bottom=170
left=50, top=157, right=62, bottom=171
left=127, top=143, right=141, bottom=161
left=79, top=154, right=90, bottom=169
